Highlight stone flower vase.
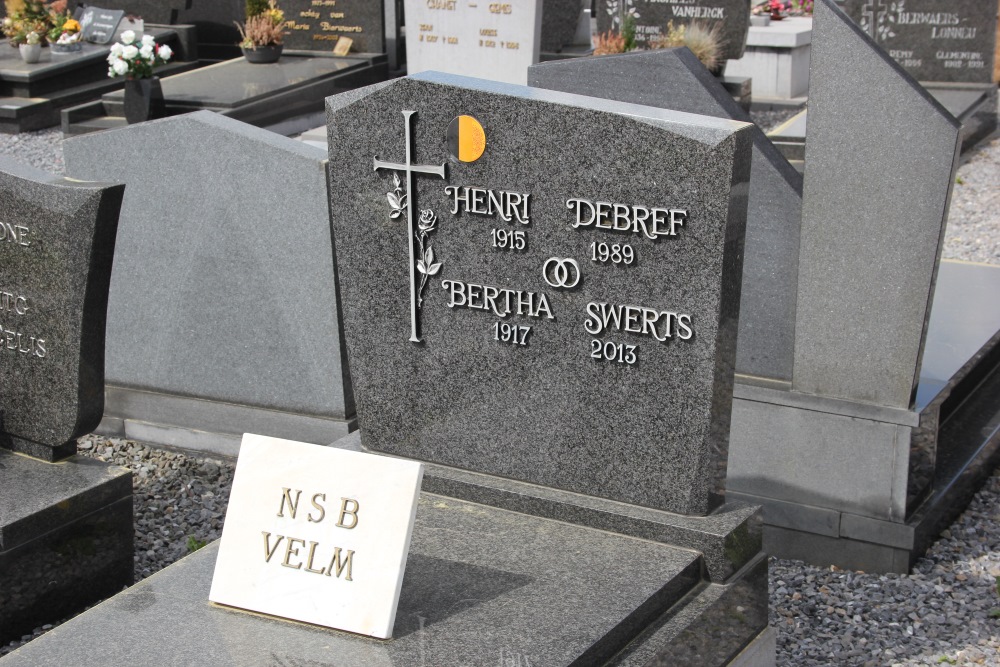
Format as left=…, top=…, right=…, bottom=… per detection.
left=242, top=44, right=282, bottom=64
left=123, top=76, right=165, bottom=124
left=19, top=43, right=42, bottom=63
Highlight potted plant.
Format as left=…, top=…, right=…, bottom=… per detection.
left=235, top=0, right=286, bottom=64
left=48, top=11, right=81, bottom=53
left=106, top=30, right=173, bottom=123
left=18, top=29, right=41, bottom=62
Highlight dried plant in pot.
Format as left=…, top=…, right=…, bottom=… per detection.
left=236, top=0, right=287, bottom=64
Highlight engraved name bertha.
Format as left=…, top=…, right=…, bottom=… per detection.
left=437, top=185, right=695, bottom=366
left=0, top=221, right=46, bottom=359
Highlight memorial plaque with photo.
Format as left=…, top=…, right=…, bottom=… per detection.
left=79, top=7, right=126, bottom=44
left=595, top=0, right=751, bottom=61
left=281, top=0, right=385, bottom=53
left=834, top=0, right=998, bottom=83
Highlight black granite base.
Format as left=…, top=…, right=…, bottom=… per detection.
left=62, top=54, right=389, bottom=136
left=0, top=450, right=133, bottom=644
left=0, top=498, right=769, bottom=666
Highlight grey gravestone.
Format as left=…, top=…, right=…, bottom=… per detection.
left=834, top=0, right=997, bottom=83
left=327, top=72, right=752, bottom=516
left=63, top=112, right=354, bottom=444
left=542, top=0, right=583, bottom=52
left=794, top=0, right=960, bottom=409
left=0, top=157, right=123, bottom=462
left=282, top=0, right=385, bottom=53
left=595, top=0, right=751, bottom=61
left=529, top=47, right=803, bottom=381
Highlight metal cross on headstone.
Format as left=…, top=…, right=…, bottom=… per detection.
left=374, top=110, right=447, bottom=343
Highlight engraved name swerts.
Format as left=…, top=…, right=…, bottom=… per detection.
left=566, top=198, right=687, bottom=240
left=585, top=302, right=693, bottom=342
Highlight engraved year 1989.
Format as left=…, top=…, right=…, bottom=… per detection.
left=590, top=241, right=634, bottom=265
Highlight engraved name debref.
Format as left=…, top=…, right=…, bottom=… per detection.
left=259, top=487, right=359, bottom=580
left=441, top=279, right=554, bottom=320
left=567, top=198, right=687, bottom=240
left=445, top=185, right=531, bottom=224
left=585, top=302, right=693, bottom=342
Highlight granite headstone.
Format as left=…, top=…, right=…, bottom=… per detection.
left=529, top=47, right=803, bottom=381
left=834, top=0, right=998, bottom=83
left=63, top=112, right=354, bottom=450
left=793, top=0, right=960, bottom=409
left=0, top=157, right=123, bottom=462
left=403, top=0, right=543, bottom=84
left=282, top=0, right=386, bottom=53
left=326, top=72, right=752, bottom=516
left=595, top=0, right=752, bottom=61
left=79, top=7, right=126, bottom=44
left=541, top=0, right=583, bottom=52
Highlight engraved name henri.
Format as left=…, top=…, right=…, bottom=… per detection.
left=261, top=487, right=358, bottom=581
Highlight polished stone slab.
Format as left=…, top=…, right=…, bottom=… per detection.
left=102, top=54, right=372, bottom=109
left=327, top=73, right=752, bottom=516
left=0, top=449, right=133, bottom=644
left=0, top=499, right=712, bottom=666
left=541, top=0, right=582, bottom=53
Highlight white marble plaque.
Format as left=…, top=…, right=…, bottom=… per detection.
left=403, top=0, right=542, bottom=85
left=209, top=434, right=423, bottom=639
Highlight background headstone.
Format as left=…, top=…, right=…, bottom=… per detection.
left=79, top=7, right=126, bottom=44
left=326, top=72, right=752, bottom=516
left=541, top=0, right=583, bottom=52
left=403, top=0, right=542, bottom=84
left=73, top=1, right=186, bottom=25
left=63, top=112, right=354, bottom=447
left=0, top=156, right=123, bottom=462
left=834, top=0, right=998, bottom=83
left=793, top=0, right=961, bottom=409
left=529, top=47, right=803, bottom=381
left=282, top=0, right=386, bottom=53
left=595, top=0, right=752, bottom=61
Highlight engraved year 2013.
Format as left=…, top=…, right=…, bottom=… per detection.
left=590, top=241, right=634, bottom=265
left=494, top=321, right=531, bottom=346
left=492, top=228, right=526, bottom=251
left=591, top=339, right=637, bottom=365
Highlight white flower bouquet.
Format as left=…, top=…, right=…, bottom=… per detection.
left=106, top=30, right=172, bottom=79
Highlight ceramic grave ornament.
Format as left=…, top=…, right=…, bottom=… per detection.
left=0, top=157, right=123, bottom=461
left=326, top=72, right=752, bottom=517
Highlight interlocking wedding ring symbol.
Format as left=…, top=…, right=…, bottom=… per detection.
left=543, top=257, right=580, bottom=289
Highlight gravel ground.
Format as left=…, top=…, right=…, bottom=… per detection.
left=1, top=117, right=998, bottom=664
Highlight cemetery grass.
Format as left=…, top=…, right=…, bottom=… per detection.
left=1, top=127, right=998, bottom=664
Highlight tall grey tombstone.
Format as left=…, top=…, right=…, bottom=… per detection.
left=726, top=0, right=970, bottom=574
left=834, top=0, right=997, bottom=84
left=595, top=0, right=751, bottom=61
left=282, top=0, right=386, bottom=53
left=328, top=73, right=750, bottom=516
left=529, top=48, right=803, bottom=381
left=0, top=157, right=123, bottom=462
left=0, top=157, right=133, bottom=645
left=63, top=112, right=354, bottom=455
left=794, top=0, right=960, bottom=409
